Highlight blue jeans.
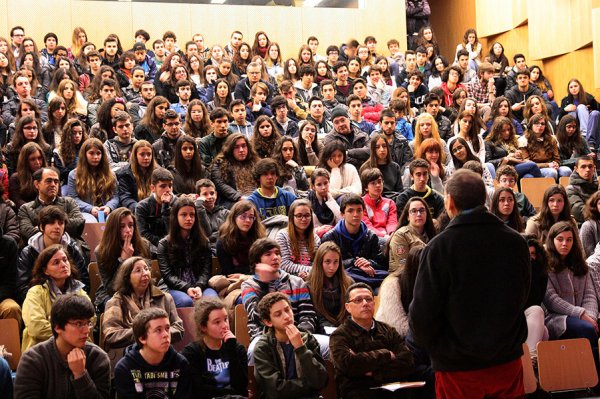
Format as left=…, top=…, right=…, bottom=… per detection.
left=514, top=161, right=542, bottom=179
left=571, top=104, right=600, bottom=149
left=540, top=166, right=571, bottom=181
left=562, top=316, right=598, bottom=348
left=0, top=357, right=12, bottom=398
left=170, top=288, right=218, bottom=308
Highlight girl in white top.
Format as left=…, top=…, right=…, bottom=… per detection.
left=318, top=141, right=361, bottom=199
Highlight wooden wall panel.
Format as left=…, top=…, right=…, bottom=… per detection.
left=512, top=0, right=527, bottom=26
left=0, top=1, right=406, bottom=65
left=485, top=24, right=530, bottom=62
left=131, top=2, right=190, bottom=50
left=528, top=0, right=592, bottom=60
left=71, top=0, right=132, bottom=47
left=7, top=0, right=72, bottom=46
left=542, top=47, right=600, bottom=100
left=190, top=4, right=249, bottom=49
left=429, top=0, right=478, bottom=61
left=476, top=0, right=513, bottom=38
left=245, top=6, right=301, bottom=60
left=0, top=0, right=8, bottom=41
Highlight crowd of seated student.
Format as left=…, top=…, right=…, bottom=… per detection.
left=4, top=22, right=600, bottom=398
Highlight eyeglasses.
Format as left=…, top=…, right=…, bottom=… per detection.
left=294, top=213, right=311, bottom=220
left=67, top=320, right=94, bottom=329
left=452, top=145, right=465, bottom=154
left=409, top=208, right=427, bottom=215
left=499, top=178, right=516, bottom=185
left=237, top=214, right=256, bottom=222
left=347, top=296, right=374, bottom=305
left=533, top=121, right=546, bottom=126
left=23, top=125, right=38, bottom=131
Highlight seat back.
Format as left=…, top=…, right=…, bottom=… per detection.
left=82, top=222, right=106, bottom=261
left=320, top=360, right=338, bottom=399
left=173, top=307, right=196, bottom=352
left=150, top=259, right=161, bottom=283
left=521, top=343, right=538, bottom=394
left=520, top=177, right=555, bottom=211
left=537, top=338, right=598, bottom=392
left=0, top=318, right=21, bottom=370
left=88, top=262, right=100, bottom=305
left=211, top=257, right=221, bottom=277
left=559, top=176, right=570, bottom=189
left=234, top=304, right=250, bottom=349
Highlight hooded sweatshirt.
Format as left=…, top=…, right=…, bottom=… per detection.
left=114, top=343, right=192, bottom=399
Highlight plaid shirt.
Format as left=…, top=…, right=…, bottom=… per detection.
left=466, top=76, right=496, bottom=105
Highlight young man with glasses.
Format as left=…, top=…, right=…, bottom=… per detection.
left=15, top=294, right=110, bottom=398
left=152, top=109, right=183, bottom=167
left=330, top=282, right=419, bottom=398
left=1, top=71, right=48, bottom=126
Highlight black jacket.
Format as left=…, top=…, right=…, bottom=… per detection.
left=330, top=318, right=415, bottom=399
left=157, top=236, right=212, bottom=292
left=152, top=132, right=181, bottom=168
left=135, top=194, right=176, bottom=250
left=396, top=186, right=445, bottom=219
left=181, top=339, right=248, bottom=399
left=559, top=92, right=600, bottom=119
left=116, top=166, right=139, bottom=212
left=409, top=207, right=530, bottom=371
left=322, top=125, right=370, bottom=169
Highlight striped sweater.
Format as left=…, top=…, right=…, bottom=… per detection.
left=275, top=230, right=321, bottom=276
left=241, top=270, right=317, bottom=341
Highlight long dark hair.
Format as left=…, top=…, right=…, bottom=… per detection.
left=397, top=197, right=437, bottom=239
left=318, top=141, right=347, bottom=171
left=139, top=96, right=169, bottom=140
left=183, top=99, right=211, bottom=139
left=537, top=185, right=573, bottom=234
left=400, top=246, right=423, bottom=313
left=449, top=137, right=479, bottom=168
left=297, top=120, right=320, bottom=165
left=556, top=114, right=586, bottom=158
left=167, top=197, right=209, bottom=264
left=218, top=200, right=265, bottom=252
left=491, top=188, right=524, bottom=232
left=307, top=242, right=353, bottom=326
left=172, top=135, right=203, bottom=193
left=546, top=221, right=587, bottom=276
left=30, top=244, right=79, bottom=287
left=96, top=207, right=149, bottom=274
left=272, top=136, right=300, bottom=184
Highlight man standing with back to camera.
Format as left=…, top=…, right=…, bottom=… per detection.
left=410, top=169, right=531, bottom=398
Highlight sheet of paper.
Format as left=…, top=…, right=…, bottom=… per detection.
left=372, top=381, right=426, bottom=391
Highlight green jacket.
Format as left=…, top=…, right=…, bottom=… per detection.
left=253, top=329, right=328, bottom=399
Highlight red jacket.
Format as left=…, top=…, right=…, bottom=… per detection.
left=362, top=194, right=398, bottom=237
